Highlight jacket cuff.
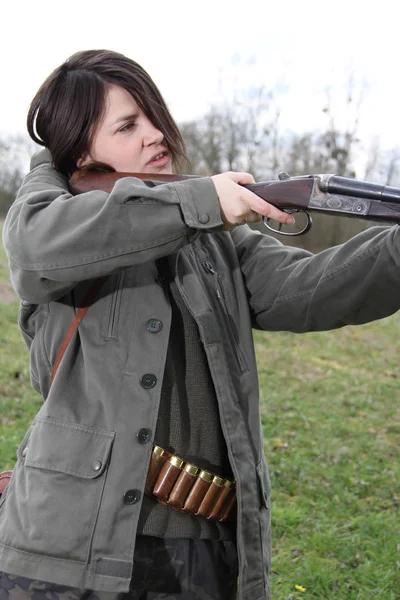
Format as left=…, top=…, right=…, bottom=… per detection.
left=174, top=177, right=223, bottom=232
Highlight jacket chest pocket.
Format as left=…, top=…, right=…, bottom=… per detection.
left=0, top=418, right=115, bottom=563
left=201, top=260, right=249, bottom=373
left=101, top=271, right=126, bottom=340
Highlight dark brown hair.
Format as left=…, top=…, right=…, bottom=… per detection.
left=27, top=49, right=189, bottom=175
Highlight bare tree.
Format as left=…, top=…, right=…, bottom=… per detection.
left=363, top=136, right=381, bottom=181
left=383, top=147, right=400, bottom=185
left=179, top=70, right=396, bottom=252
left=0, top=134, right=35, bottom=216
left=180, top=84, right=281, bottom=179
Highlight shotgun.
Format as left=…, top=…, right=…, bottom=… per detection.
left=69, top=170, right=400, bottom=236
left=1, top=169, right=399, bottom=494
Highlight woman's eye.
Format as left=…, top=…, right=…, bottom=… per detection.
left=119, top=122, right=135, bottom=133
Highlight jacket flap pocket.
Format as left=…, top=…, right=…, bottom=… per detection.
left=24, top=417, right=115, bottom=479
left=256, top=459, right=271, bottom=509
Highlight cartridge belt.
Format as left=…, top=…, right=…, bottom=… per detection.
left=145, top=446, right=237, bottom=522
left=0, top=471, right=12, bottom=496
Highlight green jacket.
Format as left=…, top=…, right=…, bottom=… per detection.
left=1, top=149, right=400, bottom=599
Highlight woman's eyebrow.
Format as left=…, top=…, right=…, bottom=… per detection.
left=111, top=113, right=139, bottom=127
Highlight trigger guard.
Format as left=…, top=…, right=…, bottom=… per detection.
left=262, top=209, right=312, bottom=236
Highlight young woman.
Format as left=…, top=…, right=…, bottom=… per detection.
left=1, top=49, right=399, bottom=600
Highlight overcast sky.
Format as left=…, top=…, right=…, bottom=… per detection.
left=1, top=0, right=399, bottom=157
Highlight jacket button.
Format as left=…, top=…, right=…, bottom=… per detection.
left=137, top=428, right=152, bottom=444
left=92, top=460, right=102, bottom=471
left=199, top=213, right=210, bottom=224
left=123, top=489, right=141, bottom=505
left=140, top=374, right=157, bottom=389
left=22, top=447, right=28, bottom=457
left=146, top=318, right=163, bottom=333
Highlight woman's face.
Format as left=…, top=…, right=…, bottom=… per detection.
left=78, top=84, right=172, bottom=174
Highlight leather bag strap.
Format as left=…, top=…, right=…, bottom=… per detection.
left=0, top=276, right=109, bottom=495
left=50, top=276, right=108, bottom=385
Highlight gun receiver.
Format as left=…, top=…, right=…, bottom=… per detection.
left=69, top=170, right=400, bottom=236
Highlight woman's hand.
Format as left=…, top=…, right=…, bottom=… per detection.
left=211, top=171, right=294, bottom=231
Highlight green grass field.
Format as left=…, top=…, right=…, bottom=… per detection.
left=0, top=225, right=399, bottom=599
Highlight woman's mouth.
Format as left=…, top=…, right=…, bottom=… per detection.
left=147, top=151, right=169, bottom=168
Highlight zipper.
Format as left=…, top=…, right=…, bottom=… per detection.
left=195, top=264, right=246, bottom=593
left=106, top=271, right=125, bottom=339
left=202, top=261, right=248, bottom=373
left=174, top=251, right=246, bottom=592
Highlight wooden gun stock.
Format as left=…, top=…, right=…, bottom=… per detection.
left=69, top=170, right=196, bottom=195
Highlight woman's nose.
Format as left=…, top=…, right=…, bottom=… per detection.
left=143, top=121, right=164, bottom=146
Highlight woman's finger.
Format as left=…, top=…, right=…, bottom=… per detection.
left=227, top=172, right=256, bottom=185
left=244, top=191, right=294, bottom=225
left=244, top=211, right=262, bottom=224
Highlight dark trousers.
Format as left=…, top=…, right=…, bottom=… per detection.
left=0, top=537, right=238, bottom=600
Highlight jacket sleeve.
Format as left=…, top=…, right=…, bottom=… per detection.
left=2, top=149, right=223, bottom=303
left=232, top=223, right=400, bottom=332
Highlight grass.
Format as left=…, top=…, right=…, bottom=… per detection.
left=255, top=319, right=400, bottom=598
left=1, top=223, right=399, bottom=599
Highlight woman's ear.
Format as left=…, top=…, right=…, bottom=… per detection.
left=76, top=153, right=91, bottom=168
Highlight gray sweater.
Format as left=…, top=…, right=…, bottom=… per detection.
left=137, top=255, right=235, bottom=540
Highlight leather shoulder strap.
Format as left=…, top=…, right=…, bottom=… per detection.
left=50, top=276, right=108, bottom=385
left=0, top=277, right=110, bottom=494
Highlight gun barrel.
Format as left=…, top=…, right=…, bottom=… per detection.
left=319, top=175, right=400, bottom=202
